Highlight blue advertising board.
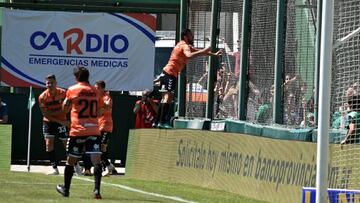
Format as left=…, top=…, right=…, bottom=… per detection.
left=302, top=187, right=360, bottom=203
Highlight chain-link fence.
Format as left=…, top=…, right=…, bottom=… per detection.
left=330, top=0, right=360, bottom=194
left=185, top=0, right=316, bottom=126
left=185, top=0, right=244, bottom=119
left=246, top=0, right=277, bottom=124
left=185, top=0, right=212, bottom=118
left=183, top=0, right=360, bottom=196
left=214, top=0, right=243, bottom=119
left=283, top=0, right=317, bottom=128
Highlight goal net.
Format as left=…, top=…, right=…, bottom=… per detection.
left=330, top=0, right=360, bottom=197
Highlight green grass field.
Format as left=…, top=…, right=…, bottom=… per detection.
left=0, top=171, right=268, bottom=203
left=0, top=125, right=267, bottom=203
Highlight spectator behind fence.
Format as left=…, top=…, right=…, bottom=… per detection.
left=283, top=74, right=298, bottom=100
left=332, top=104, right=349, bottom=129
left=341, top=94, right=360, bottom=146
left=0, top=96, right=8, bottom=124
left=300, top=112, right=316, bottom=128
left=284, top=92, right=301, bottom=125
left=133, top=90, right=158, bottom=128
left=223, top=38, right=241, bottom=77
left=299, top=94, right=316, bottom=128
left=256, top=89, right=273, bottom=124
left=332, top=85, right=356, bottom=129
left=197, top=61, right=209, bottom=88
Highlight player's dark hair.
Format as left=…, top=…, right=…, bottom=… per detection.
left=181, top=29, right=192, bottom=40
left=96, top=80, right=106, bottom=89
left=46, top=74, right=56, bottom=81
left=73, top=66, right=89, bottom=82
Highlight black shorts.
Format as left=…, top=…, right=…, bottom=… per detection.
left=100, top=131, right=112, bottom=145
left=160, top=71, right=177, bottom=93
left=42, top=121, right=68, bottom=140
left=67, top=136, right=102, bottom=158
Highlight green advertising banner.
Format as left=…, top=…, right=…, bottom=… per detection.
left=0, top=124, right=11, bottom=171
left=126, top=129, right=354, bottom=203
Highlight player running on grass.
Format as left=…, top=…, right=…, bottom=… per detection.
left=95, top=80, right=116, bottom=176
left=39, top=74, right=70, bottom=175
left=56, top=67, right=104, bottom=199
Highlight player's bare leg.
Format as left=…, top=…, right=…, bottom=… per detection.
left=91, top=154, right=102, bottom=199
left=56, top=156, right=77, bottom=197
left=45, top=137, right=59, bottom=175
left=158, top=92, right=173, bottom=129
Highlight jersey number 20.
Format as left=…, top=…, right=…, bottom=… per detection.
left=78, top=99, right=98, bottom=118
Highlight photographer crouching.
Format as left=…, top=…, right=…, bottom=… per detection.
left=133, top=90, right=159, bottom=128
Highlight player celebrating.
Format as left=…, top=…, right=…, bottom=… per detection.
left=56, top=67, right=103, bottom=199
left=95, top=80, right=116, bottom=176
left=39, top=74, right=69, bottom=175
left=156, top=28, right=222, bottom=128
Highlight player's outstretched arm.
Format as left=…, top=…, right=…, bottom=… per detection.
left=207, top=49, right=222, bottom=57
left=184, top=46, right=211, bottom=58
left=62, top=98, right=71, bottom=114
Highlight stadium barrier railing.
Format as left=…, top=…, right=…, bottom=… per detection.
left=173, top=118, right=342, bottom=143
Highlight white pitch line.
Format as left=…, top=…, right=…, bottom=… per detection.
left=1, top=181, right=91, bottom=186
left=75, top=176, right=197, bottom=203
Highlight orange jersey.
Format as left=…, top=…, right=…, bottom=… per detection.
left=98, top=92, right=113, bottom=132
left=38, top=87, right=67, bottom=122
left=66, top=82, right=103, bottom=137
left=163, top=40, right=193, bottom=77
